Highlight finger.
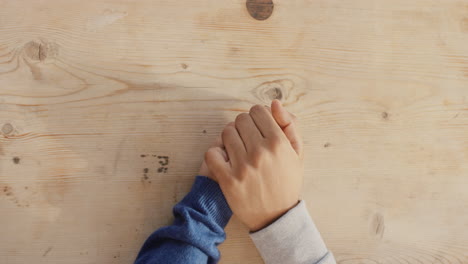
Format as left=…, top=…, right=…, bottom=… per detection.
left=235, top=113, right=263, bottom=152
left=249, top=104, right=285, bottom=139
left=270, top=99, right=296, bottom=127
left=222, top=122, right=246, bottom=166
left=211, top=136, right=228, bottom=161
left=205, top=147, right=232, bottom=182
left=271, top=99, right=303, bottom=157
left=265, top=103, right=297, bottom=133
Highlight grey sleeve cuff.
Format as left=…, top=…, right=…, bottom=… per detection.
left=249, top=201, right=336, bottom=264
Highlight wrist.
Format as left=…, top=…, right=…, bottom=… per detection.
left=248, top=200, right=300, bottom=232
left=179, top=176, right=233, bottom=228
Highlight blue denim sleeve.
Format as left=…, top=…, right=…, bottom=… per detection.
left=135, top=176, right=232, bottom=264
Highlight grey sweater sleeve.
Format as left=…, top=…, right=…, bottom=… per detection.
left=249, top=201, right=336, bottom=264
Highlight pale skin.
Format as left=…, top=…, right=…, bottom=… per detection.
left=198, top=99, right=304, bottom=232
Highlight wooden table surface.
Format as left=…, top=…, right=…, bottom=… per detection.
left=1, top=0, right=468, bottom=263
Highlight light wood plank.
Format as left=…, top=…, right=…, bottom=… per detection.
left=1, top=0, right=468, bottom=263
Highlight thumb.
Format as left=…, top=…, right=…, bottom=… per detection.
left=271, top=99, right=303, bottom=157
left=205, top=146, right=232, bottom=183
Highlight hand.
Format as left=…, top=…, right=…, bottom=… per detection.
left=205, top=100, right=304, bottom=232
left=198, top=136, right=227, bottom=181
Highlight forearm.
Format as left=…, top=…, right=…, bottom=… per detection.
left=250, top=200, right=336, bottom=264
left=135, top=176, right=232, bottom=264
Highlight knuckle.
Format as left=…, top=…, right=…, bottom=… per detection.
left=269, top=133, right=282, bottom=143
left=250, top=153, right=262, bottom=167
left=249, top=146, right=266, bottom=167
left=218, top=170, right=233, bottom=183
left=221, top=175, right=235, bottom=186
left=251, top=142, right=265, bottom=154
left=235, top=113, right=249, bottom=125
left=237, top=165, right=251, bottom=180
left=250, top=104, right=264, bottom=114
left=222, top=126, right=234, bottom=138
left=221, top=128, right=229, bottom=139
left=267, top=136, right=284, bottom=151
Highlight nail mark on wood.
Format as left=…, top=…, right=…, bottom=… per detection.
left=43, top=247, right=53, bottom=257
left=323, top=142, right=331, bottom=148
left=229, top=47, right=241, bottom=56
left=158, top=156, right=169, bottom=173
left=370, top=212, right=385, bottom=239
left=140, top=154, right=170, bottom=183
left=13, top=156, right=20, bottom=164
left=3, top=186, right=13, bottom=196
left=173, top=181, right=179, bottom=203
left=246, top=0, right=274, bottom=21
left=142, top=168, right=150, bottom=182
left=381, top=111, right=389, bottom=120
left=2, top=185, right=30, bottom=207
left=181, top=63, right=188, bottom=69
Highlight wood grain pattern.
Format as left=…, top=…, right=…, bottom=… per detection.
left=1, top=0, right=468, bottom=263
